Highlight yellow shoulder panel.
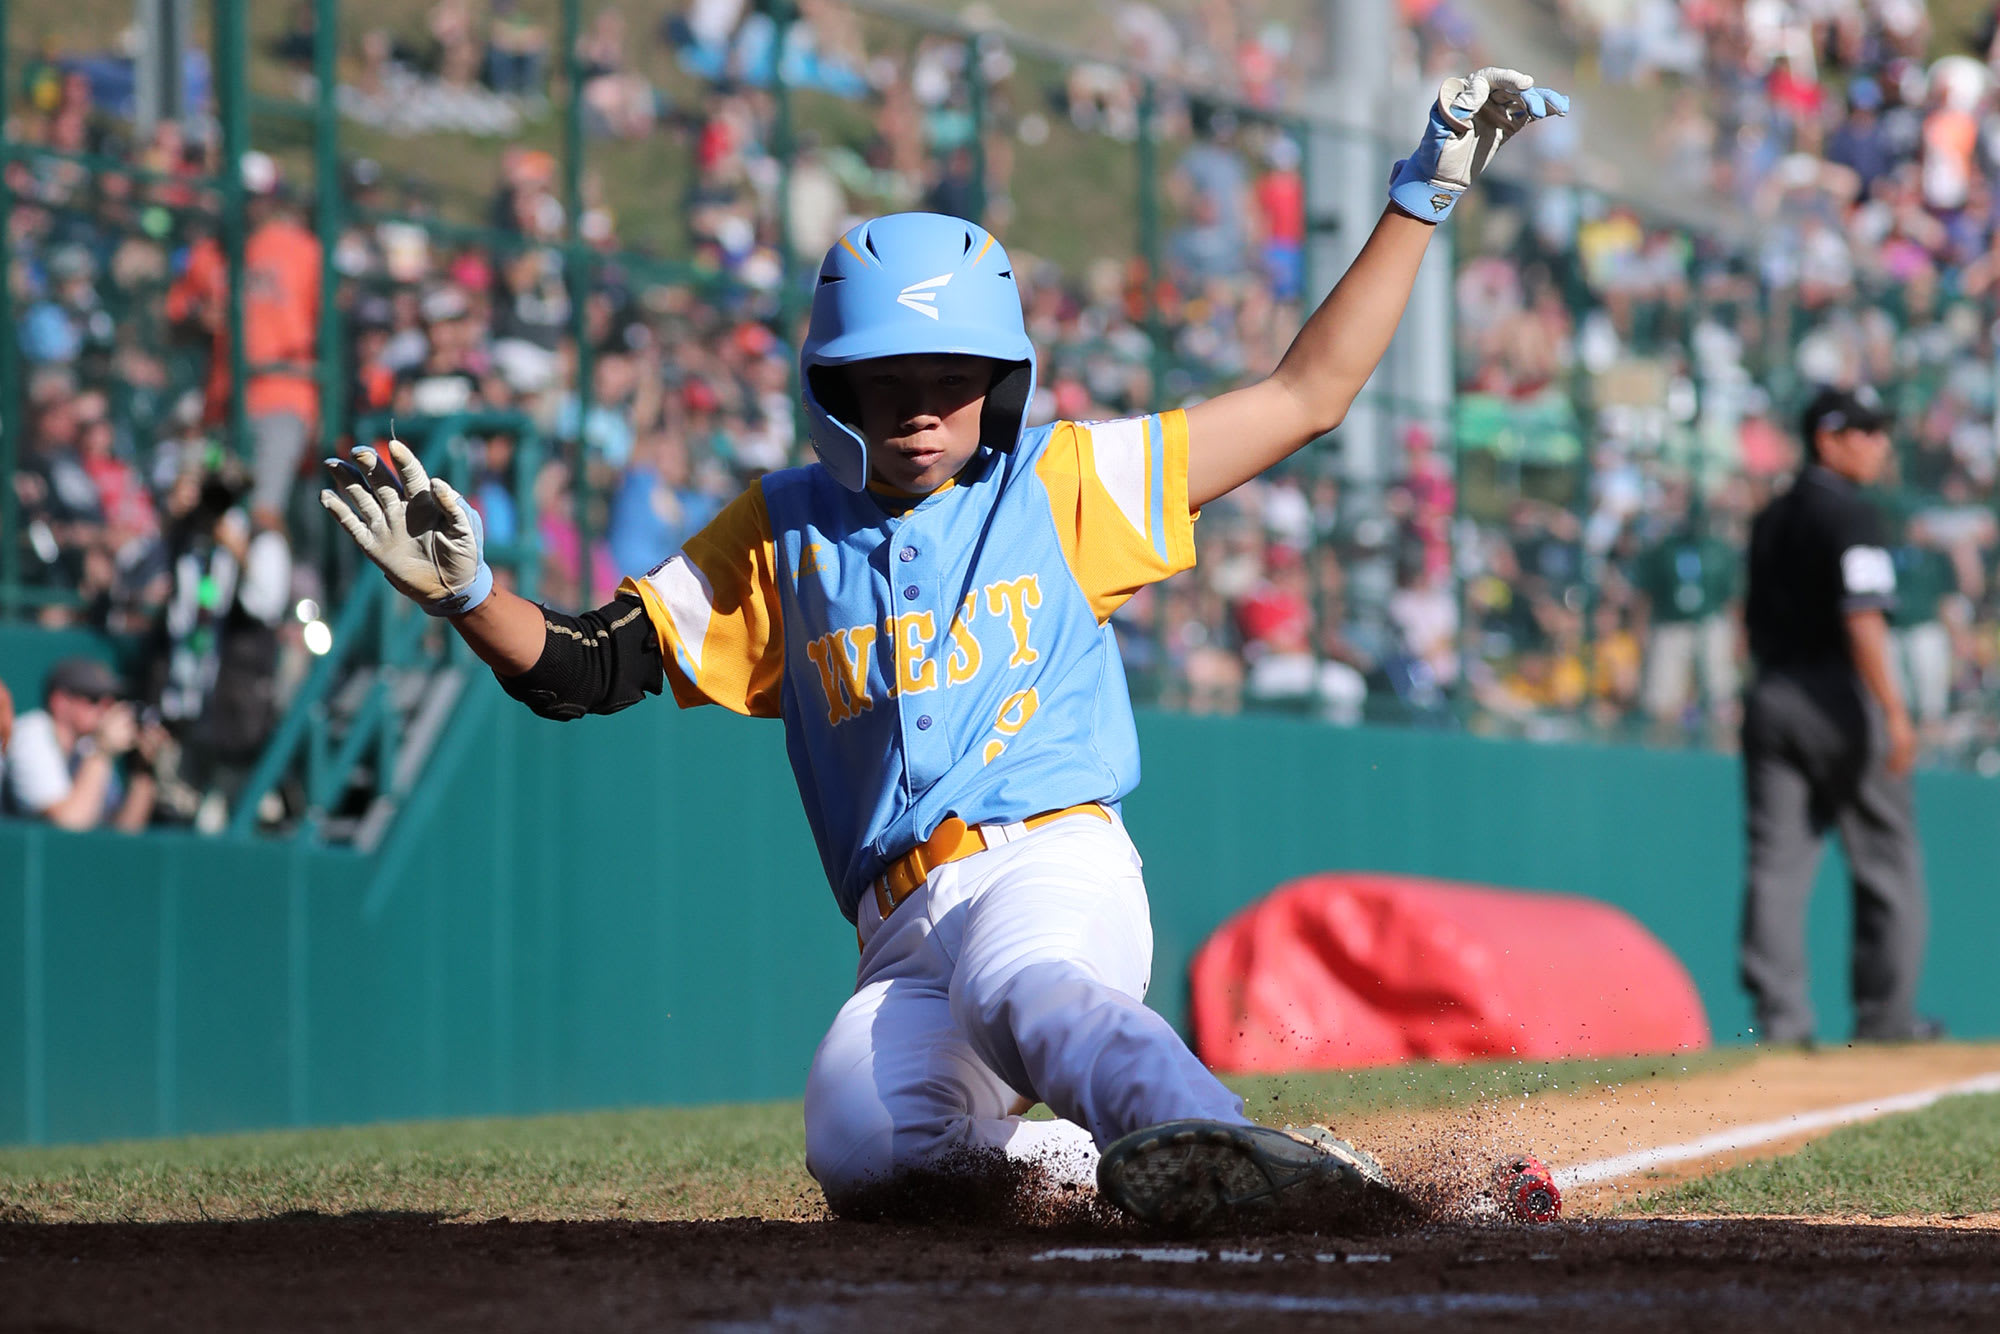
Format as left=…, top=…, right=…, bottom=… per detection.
left=620, top=483, right=785, bottom=717
left=1034, top=410, right=1197, bottom=622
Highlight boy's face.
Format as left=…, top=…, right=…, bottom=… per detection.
left=848, top=354, right=997, bottom=494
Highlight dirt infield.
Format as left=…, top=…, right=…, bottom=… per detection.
left=1339, top=1043, right=2000, bottom=1213
left=7, top=1213, right=2000, bottom=1332
left=6, top=1045, right=1999, bottom=1331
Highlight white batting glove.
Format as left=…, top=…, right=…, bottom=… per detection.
left=320, top=437, right=493, bottom=617
left=1388, top=67, right=1569, bottom=223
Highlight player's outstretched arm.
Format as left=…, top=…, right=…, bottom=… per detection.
left=1185, top=68, right=1567, bottom=508
left=321, top=442, right=663, bottom=716
left=446, top=584, right=555, bottom=676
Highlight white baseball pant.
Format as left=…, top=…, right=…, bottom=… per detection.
left=803, top=809, right=1248, bottom=1207
left=1894, top=621, right=1952, bottom=724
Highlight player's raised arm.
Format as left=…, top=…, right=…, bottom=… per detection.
left=321, top=441, right=665, bottom=719
left=1184, top=68, right=1568, bottom=508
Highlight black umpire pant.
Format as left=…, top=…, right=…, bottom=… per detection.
left=1740, top=666, right=1927, bottom=1043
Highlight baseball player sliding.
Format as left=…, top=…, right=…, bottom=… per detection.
left=323, top=69, right=1566, bottom=1229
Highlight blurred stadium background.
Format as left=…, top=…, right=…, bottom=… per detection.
left=5, top=0, right=2000, bottom=1148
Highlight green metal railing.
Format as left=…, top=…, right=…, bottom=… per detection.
left=0, top=0, right=14, bottom=620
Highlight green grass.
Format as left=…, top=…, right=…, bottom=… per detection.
left=0, top=1051, right=1739, bottom=1224
left=0, top=1101, right=818, bottom=1225
left=1633, top=1092, right=2000, bottom=1218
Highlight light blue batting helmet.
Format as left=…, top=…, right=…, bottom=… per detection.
left=800, top=212, right=1036, bottom=491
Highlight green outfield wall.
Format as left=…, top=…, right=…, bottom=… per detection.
left=5, top=682, right=1998, bottom=1146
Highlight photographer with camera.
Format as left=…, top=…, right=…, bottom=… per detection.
left=148, top=457, right=293, bottom=828
left=2, top=658, right=160, bottom=832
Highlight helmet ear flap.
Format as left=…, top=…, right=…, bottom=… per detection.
left=981, top=361, right=1034, bottom=454
left=807, top=364, right=860, bottom=430
left=804, top=364, right=870, bottom=491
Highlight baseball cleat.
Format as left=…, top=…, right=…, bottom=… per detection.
left=1095, top=1118, right=1391, bottom=1230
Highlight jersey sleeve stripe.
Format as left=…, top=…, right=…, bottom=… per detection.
left=1034, top=412, right=1197, bottom=625
left=1159, top=408, right=1197, bottom=571
left=634, top=554, right=716, bottom=676
left=1146, top=413, right=1168, bottom=562
left=1086, top=416, right=1150, bottom=543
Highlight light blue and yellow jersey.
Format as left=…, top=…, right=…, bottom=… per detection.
left=622, top=411, right=1196, bottom=922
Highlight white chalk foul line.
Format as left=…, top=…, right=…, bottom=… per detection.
left=1032, top=1247, right=1210, bottom=1264
left=1554, top=1069, right=2000, bottom=1189
left=1031, top=1247, right=1392, bottom=1265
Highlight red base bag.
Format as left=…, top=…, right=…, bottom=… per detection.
left=1191, top=873, right=1710, bottom=1072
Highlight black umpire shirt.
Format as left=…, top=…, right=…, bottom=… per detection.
left=1745, top=464, right=1897, bottom=675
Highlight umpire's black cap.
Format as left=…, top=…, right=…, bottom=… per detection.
left=1800, top=385, right=1891, bottom=449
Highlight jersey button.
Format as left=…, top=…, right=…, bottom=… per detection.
left=903, top=584, right=920, bottom=600
left=899, top=546, right=918, bottom=562
left=916, top=715, right=933, bottom=730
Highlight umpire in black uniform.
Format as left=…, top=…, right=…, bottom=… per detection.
left=1740, top=387, right=1935, bottom=1045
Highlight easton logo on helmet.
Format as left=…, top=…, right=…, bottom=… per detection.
left=896, top=273, right=953, bottom=318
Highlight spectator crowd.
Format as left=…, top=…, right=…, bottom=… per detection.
left=1445, top=0, right=2000, bottom=766
left=14, top=0, right=2000, bottom=840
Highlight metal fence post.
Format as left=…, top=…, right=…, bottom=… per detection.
left=0, top=0, right=19, bottom=619
left=516, top=425, right=543, bottom=603
left=1135, top=77, right=1172, bottom=702
left=1135, top=78, right=1165, bottom=399
left=772, top=0, right=796, bottom=276
left=966, top=38, right=987, bottom=226
left=313, top=0, right=342, bottom=459
left=1291, top=114, right=1312, bottom=309
left=769, top=3, right=814, bottom=454
left=214, top=0, right=250, bottom=459
left=562, top=0, right=594, bottom=606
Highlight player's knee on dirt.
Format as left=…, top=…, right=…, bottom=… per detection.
left=804, top=1042, right=983, bottom=1207
left=802, top=1069, right=894, bottom=1207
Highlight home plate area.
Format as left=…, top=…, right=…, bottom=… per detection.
left=7, top=1212, right=2000, bottom=1334
left=9, top=1048, right=2000, bottom=1331
left=712, top=1220, right=2000, bottom=1332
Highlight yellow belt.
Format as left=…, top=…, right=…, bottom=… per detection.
left=871, top=803, right=1112, bottom=924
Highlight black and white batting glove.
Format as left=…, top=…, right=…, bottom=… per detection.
left=320, top=437, right=493, bottom=617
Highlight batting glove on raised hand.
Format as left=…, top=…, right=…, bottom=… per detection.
left=320, top=437, right=493, bottom=617
left=1389, top=67, right=1568, bottom=224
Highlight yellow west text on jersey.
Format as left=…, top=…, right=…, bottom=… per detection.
left=802, top=575, right=1042, bottom=728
